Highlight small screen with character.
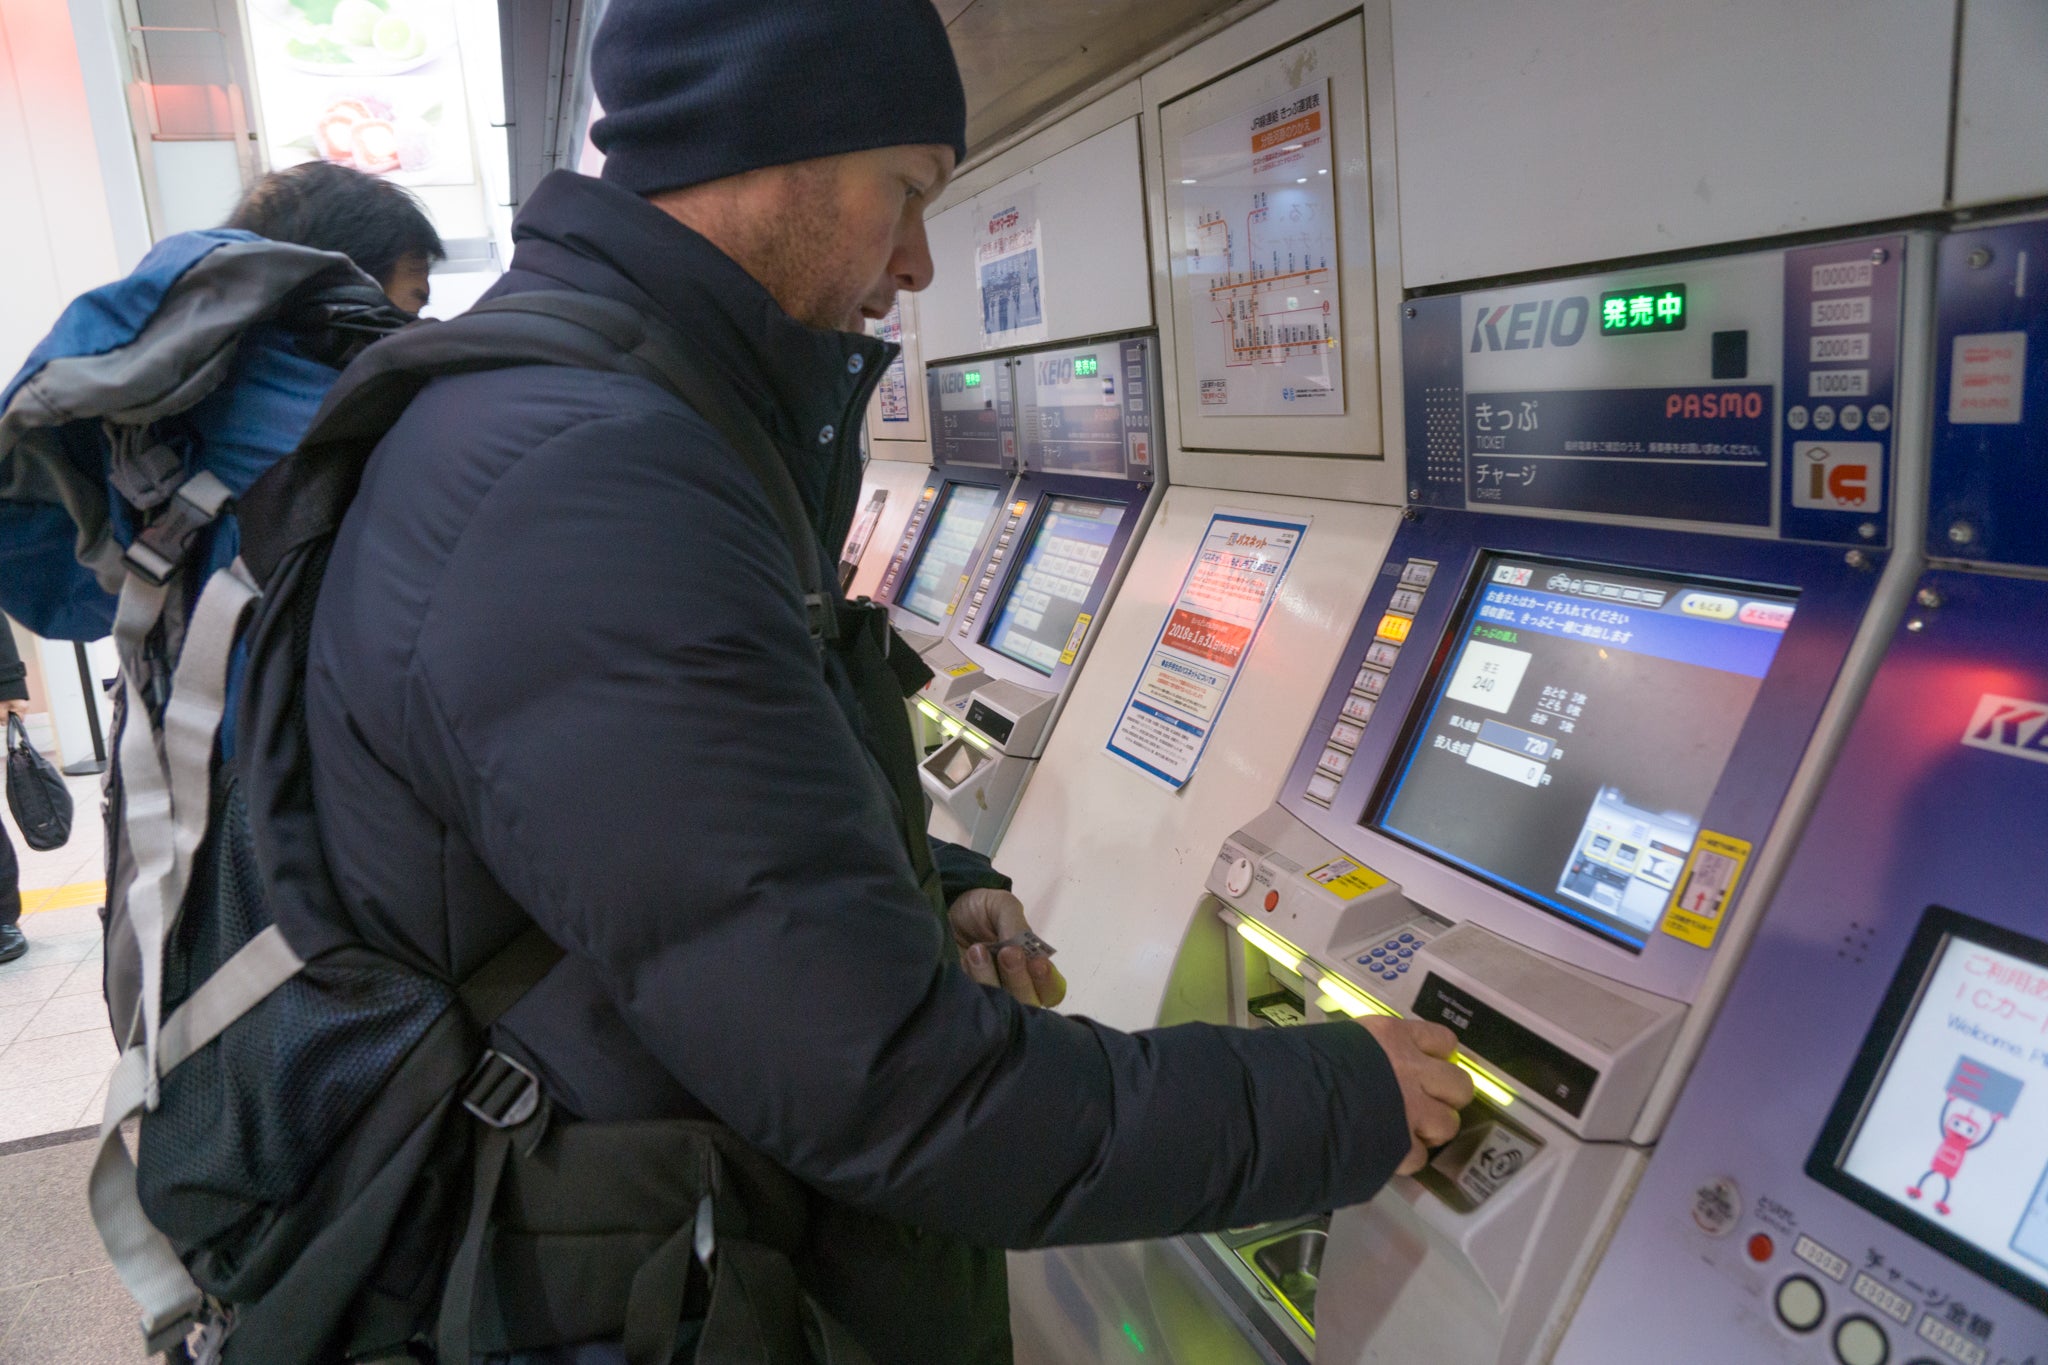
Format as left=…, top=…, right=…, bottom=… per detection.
left=1812, top=909, right=2048, bottom=1311
left=1373, top=553, right=1798, bottom=949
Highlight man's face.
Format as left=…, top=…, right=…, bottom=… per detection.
left=382, top=254, right=432, bottom=315
left=673, top=145, right=953, bottom=334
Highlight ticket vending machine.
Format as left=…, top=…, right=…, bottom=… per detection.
left=1011, top=233, right=1932, bottom=1365
left=871, top=354, right=1020, bottom=655
left=916, top=334, right=1164, bottom=853
left=1554, top=218, right=2048, bottom=1365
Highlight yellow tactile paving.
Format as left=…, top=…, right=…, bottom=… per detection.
left=20, top=882, right=106, bottom=916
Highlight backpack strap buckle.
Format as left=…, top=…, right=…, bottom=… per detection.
left=805, top=591, right=839, bottom=646
left=124, top=471, right=233, bottom=586
left=461, top=1048, right=542, bottom=1130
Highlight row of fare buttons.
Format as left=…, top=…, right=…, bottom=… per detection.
left=960, top=503, right=1030, bottom=632
left=1764, top=1233, right=1985, bottom=1365
left=1306, top=558, right=1438, bottom=808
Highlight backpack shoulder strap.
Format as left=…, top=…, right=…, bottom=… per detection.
left=238, top=291, right=838, bottom=643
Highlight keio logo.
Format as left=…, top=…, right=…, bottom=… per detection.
left=1961, top=694, right=2048, bottom=767
left=1471, top=297, right=1591, bottom=352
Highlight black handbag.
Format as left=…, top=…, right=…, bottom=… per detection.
left=6, top=713, right=73, bottom=851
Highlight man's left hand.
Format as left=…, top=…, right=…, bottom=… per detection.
left=950, top=887, right=1067, bottom=1009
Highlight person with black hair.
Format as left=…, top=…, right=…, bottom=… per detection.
left=0, top=621, right=30, bottom=963
left=225, top=160, right=446, bottom=313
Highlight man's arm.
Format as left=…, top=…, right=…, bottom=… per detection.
left=406, top=394, right=1421, bottom=1248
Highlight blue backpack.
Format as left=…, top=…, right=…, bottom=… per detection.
left=0, top=229, right=403, bottom=643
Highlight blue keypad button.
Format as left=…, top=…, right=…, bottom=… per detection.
left=1385, top=940, right=1400, bottom=951
left=1398, top=933, right=1415, bottom=944
left=1381, top=971, right=1399, bottom=982
left=1357, top=955, right=1374, bottom=966
left=1396, top=961, right=1410, bottom=973
left=1397, top=948, right=1412, bottom=959
left=1371, top=947, right=1386, bottom=957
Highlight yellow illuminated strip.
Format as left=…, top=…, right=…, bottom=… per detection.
left=1315, top=975, right=1397, bottom=1019
left=1452, top=1053, right=1516, bottom=1108
left=1239, top=921, right=1520, bottom=1108
left=961, top=729, right=991, bottom=751
left=915, top=699, right=945, bottom=723
left=1233, top=920, right=1302, bottom=973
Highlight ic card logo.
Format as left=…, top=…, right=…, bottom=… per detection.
left=1791, top=441, right=1882, bottom=513
left=1493, top=565, right=1533, bottom=586
left=1470, top=297, right=1591, bottom=352
left=1961, top=694, right=2048, bottom=767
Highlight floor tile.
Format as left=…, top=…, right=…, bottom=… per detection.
left=50, top=955, right=104, bottom=999
left=72, top=1073, right=111, bottom=1130
left=0, top=1281, right=29, bottom=1339
left=0, top=1134, right=111, bottom=1294
left=0, top=1027, right=117, bottom=1089
left=16, top=994, right=112, bottom=1044
left=0, top=964, right=76, bottom=1010
left=18, top=906, right=101, bottom=939
left=0, top=1006, right=37, bottom=1051
left=0, top=1267, right=138, bottom=1362
left=0, top=1073, right=106, bottom=1146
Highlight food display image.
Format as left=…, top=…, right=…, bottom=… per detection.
left=249, top=0, right=475, bottom=187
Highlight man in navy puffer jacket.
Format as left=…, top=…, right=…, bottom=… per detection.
left=305, top=1, right=1472, bottom=1359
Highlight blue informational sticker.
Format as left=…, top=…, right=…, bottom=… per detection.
left=1106, top=510, right=1309, bottom=790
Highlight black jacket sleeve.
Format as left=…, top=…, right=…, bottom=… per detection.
left=0, top=620, right=28, bottom=703
left=400, top=391, right=1411, bottom=1249
left=930, top=837, right=1011, bottom=902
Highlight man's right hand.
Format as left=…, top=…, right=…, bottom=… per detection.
left=1360, top=1015, right=1474, bottom=1175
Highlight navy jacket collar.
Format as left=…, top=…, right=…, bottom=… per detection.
left=491, top=171, right=891, bottom=540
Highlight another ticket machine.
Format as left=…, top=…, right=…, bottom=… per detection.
left=1011, top=233, right=1932, bottom=1365
left=1554, top=218, right=2048, bottom=1365
left=871, top=354, right=1020, bottom=654
left=915, top=334, right=1164, bottom=853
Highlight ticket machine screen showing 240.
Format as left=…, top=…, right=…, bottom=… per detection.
left=1375, top=553, right=1798, bottom=950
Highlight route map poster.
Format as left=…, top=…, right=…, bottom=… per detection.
left=1177, top=82, right=1345, bottom=417
left=872, top=300, right=911, bottom=425
left=1107, top=510, right=1309, bottom=790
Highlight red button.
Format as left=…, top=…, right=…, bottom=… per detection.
left=1264, top=890, right=1280, bottom=912
left=1748, top=1233, right=1775, bottom=1262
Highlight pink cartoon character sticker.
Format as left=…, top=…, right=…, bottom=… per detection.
left=1906, top=1057, right=2023, bottom=1217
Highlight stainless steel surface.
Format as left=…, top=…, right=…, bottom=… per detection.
left=1245, top=1226, right=1326, bottom=1328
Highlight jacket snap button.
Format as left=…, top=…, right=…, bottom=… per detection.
left=818, top=425, right=836, bottom=445
left=847, top=355, right=864, bottom=375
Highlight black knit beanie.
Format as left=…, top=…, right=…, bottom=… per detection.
left=590, top=0, right=968, bottom=196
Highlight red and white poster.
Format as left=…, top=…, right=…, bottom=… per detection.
left=1106, top=509, right=1308, bottom=790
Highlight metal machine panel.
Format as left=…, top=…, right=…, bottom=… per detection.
left=920, top=119, right=1153, bottom=361
left=844, top=456, right=930, bottom=602
left=998, top=488, right=1403, bottom=1033
left=1405, top=236, right=1908, bottom=547
left=1388, top=0, right=1953, bottom=286
left=1953, top=0, right=2048, bottom=207
left=1554, top=567, right=2048, bottom=1365
left=1276, top=507, right=1888, bottom=1005
left=1928, top=219, right=2048, bottom=570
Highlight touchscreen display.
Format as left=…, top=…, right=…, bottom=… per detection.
left=984, top=497, right=1125, bottom=674
left=898, top=483, right=1002, bottom=625
left=1812, top=910, right=2048, bottom=1310
left=1375, top=554, right=1798, bottom=949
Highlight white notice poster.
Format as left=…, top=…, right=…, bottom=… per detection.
left=977, top=187, right=1048, bottom=348
left=1177, top=83, right=1344, bottom=417
left=1106, top=511, right=1309, bottom=790
left=872, top=301, right=911, bottom=425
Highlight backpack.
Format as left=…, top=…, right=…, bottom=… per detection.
left=81, top=289, right=929, bottom=1364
